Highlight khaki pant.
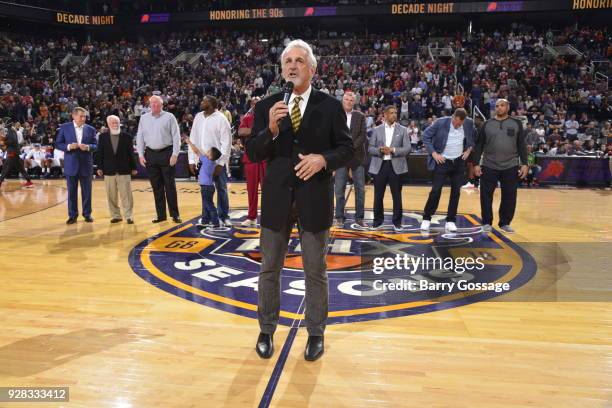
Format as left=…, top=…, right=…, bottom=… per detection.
left=104, top=174, right=134, bottom=220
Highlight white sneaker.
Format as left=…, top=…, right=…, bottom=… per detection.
left=196, top=218, right=209, bottom=227
left=240, top=219, right=256, bottom=227
left=420, top=220, right=431, bottom=231
left=482, top=224, right=492, bottom=232
left=445, top=222, right=457, bottom=232
left=462, top=182, right=475, bottom=189
left=222, top=218, right=233, bottom=227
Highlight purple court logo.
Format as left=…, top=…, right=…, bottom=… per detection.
left=129, top=209, right=537, bottom=325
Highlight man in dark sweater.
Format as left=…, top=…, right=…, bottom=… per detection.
left=0, top=123, right=33, bottom=189
left=473, top=99, right=528, bottom=233
left=96, top=115, right=137, bottom=224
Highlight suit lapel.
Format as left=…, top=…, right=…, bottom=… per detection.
left=349, top=111, right=356, bottom=133
left=391, top=124, right=401, bottom=147
left=299, top=89, right=324, bottom=134
left=68, top=123, right=77, bottom=144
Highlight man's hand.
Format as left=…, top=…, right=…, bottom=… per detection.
left=169, top=154, right=178, bottom=166
left=96, top=169, right=103, bottom=177
left=268, top=101, right=289, bottom=137
left=295, top=153, right=326, bottom=180
left=518, top=165, right=529, bottom=179
left=131, top=170, right=138, bottom=176
left=68, top=143, right=79, bottom=150
left=432, top=151, right=446, bottom=164
left=78, top=144, right=89, bottom=151
left=380, top=146, right=392, bottom=155
left=473, top=165, right=482, bottom=177
left=139, top=156, right=146, bottom=167
left=461, top=147, right=472, bottom=161
left=189, top=164, right=197, bottom=176
left=213, top=165, right=223, bottom=176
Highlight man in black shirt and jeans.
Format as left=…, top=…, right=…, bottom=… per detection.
left=473, top=99, right=528, bottom=233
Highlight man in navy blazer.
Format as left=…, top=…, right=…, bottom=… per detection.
left=421, top=108, right=475, bottom=232
left=56, top=107, right=97, bottom=224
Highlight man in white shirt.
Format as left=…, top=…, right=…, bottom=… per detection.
left=367, top=105, right=411, bottom=230
left=564, top=113, right=580, bottom=141
left=188, top=95, right=232, bottom=227
left=421, top=109, right=475, bottom=232
left=25, top=144, right=49, bottom=177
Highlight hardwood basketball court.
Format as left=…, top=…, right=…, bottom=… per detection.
left=0, top=179, right=610, bottom=407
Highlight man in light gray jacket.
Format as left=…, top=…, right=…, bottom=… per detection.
left=368, top=105, right=411, bottom=231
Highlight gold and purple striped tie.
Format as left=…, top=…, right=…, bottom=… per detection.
left=290, top=96, right=302, bottom=133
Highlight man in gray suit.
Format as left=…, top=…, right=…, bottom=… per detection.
left=368, top=105, right=411, bottom=231
left=421, top=108, right=475, bottom=232
left=334, top=91, right=367, bottom=228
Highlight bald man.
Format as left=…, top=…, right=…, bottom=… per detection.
left=136, top=95, right=182, bottom=223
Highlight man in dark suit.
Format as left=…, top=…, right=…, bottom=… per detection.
left=421, top=108, right=475, bottom=232
left=368, top=105, right=411, bottom=231
left=246, top=40, right=353, bottom=362
left=334, top=91, right=367, bottom=228
left=56, top=107, right=97, bottom=224
left=96, top=115, right=137, bottom=224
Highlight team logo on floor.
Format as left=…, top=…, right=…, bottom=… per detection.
left=129, top=209, right=537, bottom=325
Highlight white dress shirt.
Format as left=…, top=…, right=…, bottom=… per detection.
left=189, top=110, right=232, bottom=167
left=68, top=122, right=84, bottom=151
left=288, top=84, right=312, bottom=118
left=384, top=122, right=395, bottom=160
left=272, top=84, right=312, bottom=140
left=442, top=122, right=465, bottom=159
left=346, top=111, right=352, bottom=129
left=74, top=122, right=83, bottom=144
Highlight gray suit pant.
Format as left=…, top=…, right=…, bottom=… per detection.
left=258, top=204, right=329, bottom=336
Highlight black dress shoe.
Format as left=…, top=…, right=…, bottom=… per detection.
left=172, top=216, right=182, bottom=223
left=126, top=219, right=134, bottom=224
left=66, top=217, right=77, bottom=225
left=110, top=218, right=122, bottom=223
left=255, top=333, right=274, bottom=359
left=152, top=218, right=167, bottom=223
left=84, top=216, right=94, bottom=223
left=304, top=335, right=324, bottom=361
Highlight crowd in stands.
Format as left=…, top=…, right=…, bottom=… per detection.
left=0, top=22, right=610, bottom=182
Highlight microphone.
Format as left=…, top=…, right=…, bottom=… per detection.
left=282, top=81, right=294, bottom=105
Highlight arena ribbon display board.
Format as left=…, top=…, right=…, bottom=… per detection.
left=0, top=0, right=610, bottom=26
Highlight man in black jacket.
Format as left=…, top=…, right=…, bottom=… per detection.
left=96, top=115, right=137, bottom=224
left=246, top=40, right=353, bottom=362
left=0, top=122, right=33, bottom=189
left=333, top=90, right=368, bottom=228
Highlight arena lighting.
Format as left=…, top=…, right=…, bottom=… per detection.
left=260, top=39, right=269, bottom=42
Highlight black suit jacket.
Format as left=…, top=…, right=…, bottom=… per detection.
left=96, top=131, right=137, bottom=175
left=246, top=89, right=354, bottom=233
left=346, top=110, right=367, bottom=169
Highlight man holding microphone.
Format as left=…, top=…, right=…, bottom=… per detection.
left=246, top=40, right=353, bottom=361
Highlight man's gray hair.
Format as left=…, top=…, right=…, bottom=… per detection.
left=281, top=39, right=317, bottom=69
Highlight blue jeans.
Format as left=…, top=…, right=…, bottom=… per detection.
left=200, top=184, right=219, bottom=226
left=334, top=165, right=365, bottom=222
left=213, top=165, right=229, bottom=221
